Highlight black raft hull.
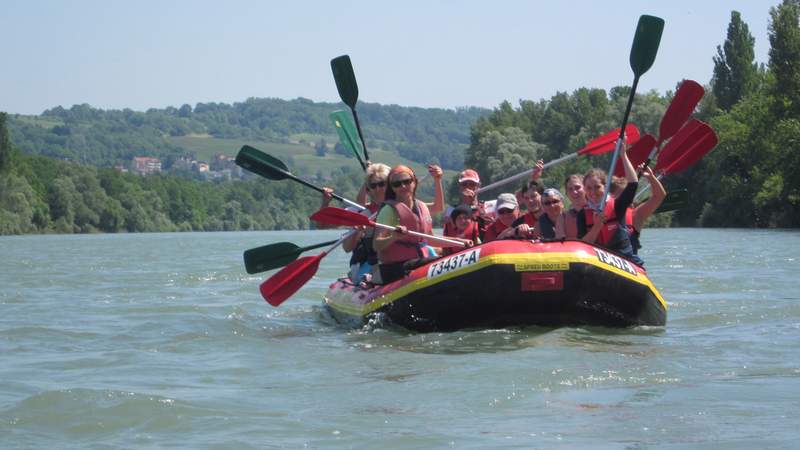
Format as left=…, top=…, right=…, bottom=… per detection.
left=324, top=240, right=667, bottom=332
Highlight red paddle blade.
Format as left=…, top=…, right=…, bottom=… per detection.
left=613, top=134, right=656, bottom=177
left=578, top=124, right=640, bottom=155
left=655, top=119, right=705, bottom=172
left=259, top=255, right=323, bottom=306
left=310, top=206, right=371, bottom=228
left=658, top=80, right=704, bottom=143
left=663, top=127, right=718, bottom=175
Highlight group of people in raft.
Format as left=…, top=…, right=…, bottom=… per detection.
left=316, top=144, right=666, bottom=285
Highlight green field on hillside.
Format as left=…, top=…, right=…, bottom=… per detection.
left=166, top=135, right=458, bottom=181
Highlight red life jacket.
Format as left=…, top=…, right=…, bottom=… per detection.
left=378, top=199, right=433, bottom=264
left=483, top=218, right=512, bottom=242
left=584, top=200, right=634, bottom=246
left=442, top=221, right=479, bottom=256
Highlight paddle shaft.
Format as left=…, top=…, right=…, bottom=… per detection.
left=350, top=108, right=370, bottom=163
left=373, top=221, right=466, bottom=248
left=601, top=76, right=639, bottom=211
left=633, top=173, right=663, bottom=202
left=475, top=153, right=576, bottom=195
left=277, top=167, right=365, bottom=211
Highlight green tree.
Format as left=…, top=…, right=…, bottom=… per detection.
left=712, top=11, right=759, bottom=111
left=315, top=138, right=327, bottom=157
left=464, top=127, right=546, bottom=194
left=0, top=112, right=10, bottom=173
left=769, top=0, right=800, bottom=118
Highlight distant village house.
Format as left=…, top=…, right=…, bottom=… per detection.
left=132, top=157, right=162, bottom=175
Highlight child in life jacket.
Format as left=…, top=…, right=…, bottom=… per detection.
left=442, top=205, right=480, bottom=256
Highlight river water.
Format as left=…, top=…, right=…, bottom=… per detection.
left=1, top=229, right=799, bottom=449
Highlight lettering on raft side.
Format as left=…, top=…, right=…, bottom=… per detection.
left=426, top=248, right=481, bottom=279
left=593, top=248, right=638, bottom=276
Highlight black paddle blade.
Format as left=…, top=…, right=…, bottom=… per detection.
left=331, top=55, right=359, bottom=108
left=235, top=145, right=290, bottom=180
left=655, top=189, right=688, bottom=214
left=243, top=239, right=339, bottom=274
left=244, top=242, right=303, bottom=274
left=629, top=15, right=664, bottom=77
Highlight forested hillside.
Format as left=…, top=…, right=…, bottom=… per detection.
left=8, top=98, right=487, bottom=170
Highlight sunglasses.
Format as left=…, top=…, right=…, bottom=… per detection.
left=460, top=181, right=479, bottom=188
left=497, top=208, right=515, bottom=215
left=390, top=178, right=414, bottom=188
left=544, top=200, right=561, bottom=206
left=367, top=180, right=386, bottom=190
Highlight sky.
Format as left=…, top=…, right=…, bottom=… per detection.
left=0, top=0, right=781, bottom=115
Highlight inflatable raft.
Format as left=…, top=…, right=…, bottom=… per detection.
left=324, top=239, right=666, bottom=331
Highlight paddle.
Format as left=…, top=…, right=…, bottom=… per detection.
left=653, top=189, right=688, bottom=214
left=243, top=239, right=338, bottom=274
left=259, top=235, right=351, bottom=306
left=330, top=110, right=366, bottom=171
left=600, top=14, right=664, bottom=211
left=235, top=145, right=365, bottom=211
left=659, top=124, right=718, bottom=174
left=657, top=80, right=704, bottom=146
left=634, top=123, right=718, bottom=201
left=311, top=206, right=467, bottom=249
left=331, top=55, right=371, bottom=163
left=475, top=124, right=639, bottom=195
left=636, top=80, right=705, bottom=175
left=654, top=119, right=708, bottom=173
left=613, top=133, right=656, bottom=177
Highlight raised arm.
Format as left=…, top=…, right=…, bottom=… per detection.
left=632, top=166, right=666, bottom=231
left=426, top=164, right=445, bottom=215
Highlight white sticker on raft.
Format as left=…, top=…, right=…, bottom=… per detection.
left=593, top=248, right=638, bottom=276
left=427, top=248, right=481, bottom=279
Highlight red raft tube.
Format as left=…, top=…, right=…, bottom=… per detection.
left=324, top=239, right=667, bottom=332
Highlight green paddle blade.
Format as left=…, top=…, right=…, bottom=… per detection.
left=629, top=15, right=665, bottom=76
left=243, top=240, right=338, bottom=274
left=331, top=55, right=359, bottom=108
left=655, top=189, right=688, bottom=214
left=330, top=110, right=365, bottom=168
left=235, top=145, right=290, bottom=180
left=244, top=242, right=303, bottom=274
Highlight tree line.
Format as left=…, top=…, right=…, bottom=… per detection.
left=461, top=1, right=800, bottom=228
left=8, top=98, right=487, bottom=170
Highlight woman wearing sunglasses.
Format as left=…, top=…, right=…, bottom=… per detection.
left=340, top=163, right=391, bottom=282
left=372, top=164, right=445, bottom=283
left=581, top=145, right=643, bottom=265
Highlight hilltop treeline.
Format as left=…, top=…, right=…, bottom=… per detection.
left=8, top=98, right=487, bottom=170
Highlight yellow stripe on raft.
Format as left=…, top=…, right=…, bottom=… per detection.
left=325, top=250, right=667, bottom=317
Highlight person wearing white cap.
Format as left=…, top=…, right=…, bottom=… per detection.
left=483, top=193, right=535, bottom=242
